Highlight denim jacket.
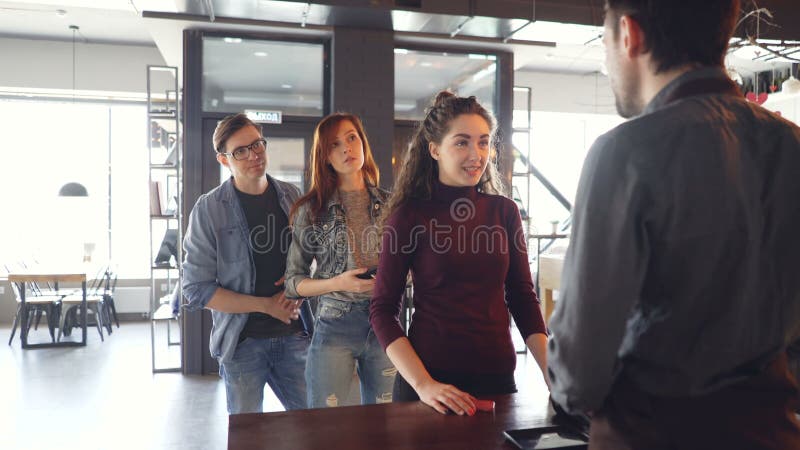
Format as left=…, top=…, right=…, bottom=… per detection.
left=284, top=186, right=389, bottom=302
left=182, top=174, right=313, bottom=364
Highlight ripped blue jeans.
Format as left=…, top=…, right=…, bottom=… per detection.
left=306, top=297, right=396, bottom=408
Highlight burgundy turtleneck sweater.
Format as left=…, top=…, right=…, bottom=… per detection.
left=370, top=180, right=547, bottom=375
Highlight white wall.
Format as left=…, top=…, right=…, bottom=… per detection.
left=514, top=70, right=617, bottom=115
left=0, top=37, right=166, bottom=94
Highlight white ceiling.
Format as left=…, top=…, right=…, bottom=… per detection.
left=0, top=0, right=162, bottom=45
left=0, top=1, right=794, bottom=86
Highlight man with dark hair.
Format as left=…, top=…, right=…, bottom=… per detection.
left=182, top=113, right=313, bottom=414
left=548, top=1, right=800, bottom=448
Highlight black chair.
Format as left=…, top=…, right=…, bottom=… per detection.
left=58, top=266, right=109, bottom=342
left=5, top=264, right=63, bottom=345
left=101, top=269, right=119, bottom=331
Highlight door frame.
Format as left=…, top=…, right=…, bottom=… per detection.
left=194, top=115, right=318, bottom=375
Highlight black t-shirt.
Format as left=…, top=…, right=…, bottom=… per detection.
left=235, top=183, right=301, bottom=340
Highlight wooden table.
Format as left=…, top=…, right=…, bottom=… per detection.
left=229, top=393, right=563, bottom=450
left=7, top=271, right=87, bottom=348
left=538, top=253, right=565, bottom=324
left=530, top=233, right=568, bottom=325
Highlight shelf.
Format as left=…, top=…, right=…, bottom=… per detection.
left=149, top=111, right=177, bottom=119
left=152, top=303, right=176, bottom=321
left=149, top=117, right=178, bottom=133
left=150, top=164, right=178, bottom=170
left=148, top=64, right=182, bottom=374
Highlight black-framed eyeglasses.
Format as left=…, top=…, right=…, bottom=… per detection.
left=220, top=138, right=267, bottom=160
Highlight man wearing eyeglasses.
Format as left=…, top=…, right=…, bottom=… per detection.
left=182, top=113, right=312, bottom=414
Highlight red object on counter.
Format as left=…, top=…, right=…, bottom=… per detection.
left=475, top=399, right=495, bottom=412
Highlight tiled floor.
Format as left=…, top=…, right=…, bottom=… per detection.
left=1, top=321, right=550, bottom=450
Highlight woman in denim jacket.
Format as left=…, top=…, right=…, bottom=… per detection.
left=285, top=113, right=396, bottom=407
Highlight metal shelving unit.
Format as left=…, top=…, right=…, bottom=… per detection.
left=147, top=65, right=183, bottom=373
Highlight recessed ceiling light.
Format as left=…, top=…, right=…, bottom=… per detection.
left=223, top=37, right=242, bottom=44
left=281, top=84, right=293, bottom=89
left=420, top=62, right=433, bottom=67
left=254, top=51, right=268, bottom=57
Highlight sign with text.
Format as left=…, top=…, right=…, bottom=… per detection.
left=245, top=109, right=283, bottom=124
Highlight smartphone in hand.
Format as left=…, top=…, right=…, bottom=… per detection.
left=355, top=267, right=378, bottom=279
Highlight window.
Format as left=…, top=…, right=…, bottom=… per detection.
left=512, top=110, right=624, bottom=234
left=394, top=48, right=496, bottom=120
left=202, top=37, right=324, bottom=116
left=0, top=99, right=149, bottom=278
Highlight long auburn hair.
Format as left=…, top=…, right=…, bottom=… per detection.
left=290, top=113, right=380, bottom=222
left=382, top=91, right=505, bottom=225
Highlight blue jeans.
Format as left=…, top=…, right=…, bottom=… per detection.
left=306, top=297, right=396, bottom=408
left=220, top=332, right=310, bottom=414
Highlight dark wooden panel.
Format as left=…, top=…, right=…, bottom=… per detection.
left=229, top=393, right=563, bottom=450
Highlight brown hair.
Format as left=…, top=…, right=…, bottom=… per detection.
left=605, top=0, right=740, bottom=73
left=212, top=113, right=262, bottom=153
left=290, top=113, right=380, bottom=222
left=382, top=91, right=505, bottom=225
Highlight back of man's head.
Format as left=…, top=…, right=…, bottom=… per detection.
left=605, top=0, right=740, bottom=73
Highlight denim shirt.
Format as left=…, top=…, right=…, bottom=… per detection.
left=284, top=186, right=389, bottom=302
left=182, top=174, right=313, bottom=364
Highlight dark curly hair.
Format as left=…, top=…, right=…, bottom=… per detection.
left=382, top=91, right=505, bottom=226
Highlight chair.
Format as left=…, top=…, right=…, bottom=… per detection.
left=17, top=260, right=79, bottom=335
left=5, top=264, right=63, bottom=345
left=101, top=269, right=119, bottom=330
left=58, top=266, right=109, bottom=342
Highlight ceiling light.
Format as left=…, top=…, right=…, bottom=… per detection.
left=59, top=182, right=88, bottom=197
left=223, top=37, right=242, bottom=44
left=394, top=48, right=408, bottom=54
left=420, top=62, right=433, bottom=67
left=281, top=84, right=292, bottom=89
left=253, top=51, right=268, bottom=57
